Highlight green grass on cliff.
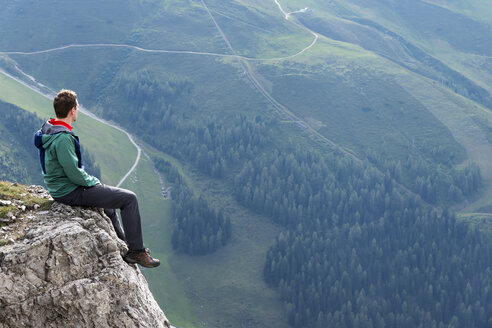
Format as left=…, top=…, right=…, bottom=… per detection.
left=0, top=181, right=52, bottom=218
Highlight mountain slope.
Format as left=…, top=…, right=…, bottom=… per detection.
left=1, top=0, right=492, bottom=327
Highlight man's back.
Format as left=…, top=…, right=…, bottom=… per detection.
left=35, top=119, right=99, bottom=198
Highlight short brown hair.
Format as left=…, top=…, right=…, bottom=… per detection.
left=53, top=89, right=77, bottom=118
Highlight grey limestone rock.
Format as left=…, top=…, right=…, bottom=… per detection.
left=0, top=186, right=170, bottom=328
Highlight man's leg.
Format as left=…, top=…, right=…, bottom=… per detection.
left=54, top=184, right=159, bottom=268
left=56, top=184, right=144, bottom=251
left=103, top=208, right=127, bottom=243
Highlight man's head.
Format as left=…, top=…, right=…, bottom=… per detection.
left=53, top=89, right=78, bottom=120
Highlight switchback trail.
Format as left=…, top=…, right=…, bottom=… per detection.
left=0, top=1, right=317, bottom=62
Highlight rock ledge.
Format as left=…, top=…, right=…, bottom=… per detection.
left=0, top=184, right=169, bottom=328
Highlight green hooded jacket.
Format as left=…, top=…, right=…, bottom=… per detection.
left=35, top=120, right=100, bottom=198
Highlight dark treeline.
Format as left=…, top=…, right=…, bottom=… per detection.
left=152, top=114, right=268, bottom=178
left=101, top=69, right=193, bottom=133
left=265, top=210, right=492, bottom=327
left=155, top=159, right=231, bottom=255
left=101, top=73, right=262, bottom=254
left=233, top=149, right=400, bottom=229
left=366, top=149, right=481, bottom=204
left=149, top=114, right=266, bottom=252
left=101, top=70, right=267, bottom=178
left=1, top=102, right=42, bottom=154
left=0, top=101, right=42, bottom=183
left=148, top=114, right=266, bottom=252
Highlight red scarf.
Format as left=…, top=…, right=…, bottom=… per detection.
left=49, top=118, right=73, bottom=131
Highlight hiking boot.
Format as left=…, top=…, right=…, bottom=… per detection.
left=124, top=249, right=160, bottom=268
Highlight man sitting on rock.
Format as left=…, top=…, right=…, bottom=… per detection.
left=34, top=89, right=160, bottom=268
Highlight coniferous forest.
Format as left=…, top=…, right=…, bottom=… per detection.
left=155, top=158, right=231, bottom=255
left=243, top=150, right=491, bottom=327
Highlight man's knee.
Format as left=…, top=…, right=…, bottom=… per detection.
left=120, top=188, right=138, bottom=205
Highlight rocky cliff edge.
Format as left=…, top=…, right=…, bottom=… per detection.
left=0, top=182, right=170, bottom=328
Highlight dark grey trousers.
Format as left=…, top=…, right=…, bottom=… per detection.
left=54, top=184, right=144, bottom=251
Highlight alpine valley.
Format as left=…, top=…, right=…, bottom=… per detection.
left=1, top=0, right=491, bottom=327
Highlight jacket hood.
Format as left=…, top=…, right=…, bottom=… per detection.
left=37, top=120, right=73, bottom=149
left=34, top=120, right=81, bottom=175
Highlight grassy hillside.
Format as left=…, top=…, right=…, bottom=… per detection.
left=0, top=1, right=151, bottom=52
left=3, top=0, right=484, bottom=179
left=302, top=0, right=492, bottom=108
left=425, top=0, right=492, bottom=23
left=117, top=147, right=202, bottom=328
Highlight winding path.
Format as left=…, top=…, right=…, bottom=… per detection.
left=77, top=103, right=142, bottom=188
left=0, top=5, right=316, bottom=328
left=0, top=40, right=317, bottom=63
left=199, top=0, right=437, bottom=206
left=0, top=0, right=389, bottom=188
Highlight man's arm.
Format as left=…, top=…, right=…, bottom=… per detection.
left=56, top=134, right=100, bottom=187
